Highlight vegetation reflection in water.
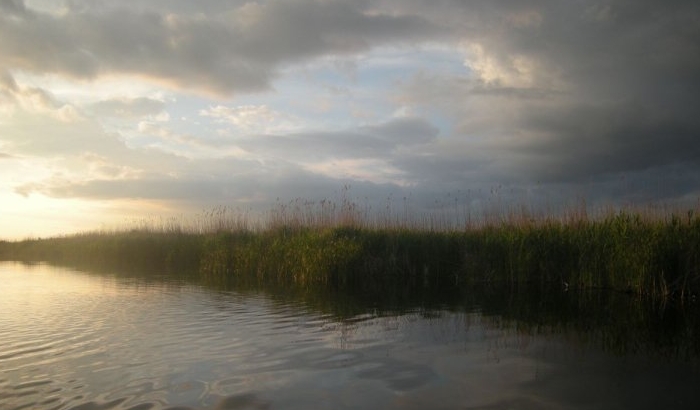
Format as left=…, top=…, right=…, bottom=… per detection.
left=55, top=259, right=700, bottom=367
left=2, top=262, right=700, bottom=410
left=203, top=273, right=700, bottom=367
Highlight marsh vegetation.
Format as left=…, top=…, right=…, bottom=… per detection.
left=1, top=198, right=699, bottom=300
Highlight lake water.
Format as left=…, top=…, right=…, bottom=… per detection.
left=2, top=262, right=700, bottom=410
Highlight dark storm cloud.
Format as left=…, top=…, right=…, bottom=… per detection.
left=395, top=0, right=700, bottom=199
left=511, top=0, right=700, bottom=185
left=518, top=102, right=700, bottom=183
left=391, top=149, right=495, bottom=186
left=0, top=0, right=442, bottom=95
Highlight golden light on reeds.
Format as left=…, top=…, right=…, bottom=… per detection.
left=1, top=196, right=699, bottom=301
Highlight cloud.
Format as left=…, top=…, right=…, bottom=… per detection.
left=16, top=177, right=226, bottom=201
left=8, top=109, right=443, bottom=206
left=89, top=97, right=166, bottom=118
left=12, top=160, right=380, bottom=204
left=0, top=70, right=83, bottom=123
left=0, top=0, right=443, bottom=96
left=236, top=116, right=439, bottom=162
left=394, top=0, right=700, bottom=192
left=516, top=102, right=700, bottom=183
left=1, top=108, right=121, bottom=156
left=2, top=0, right=700, bottom=240
left=200, top=104, right=301, bottom=134
left=0, top=69, right=18, bottom=92
left=362, top=116, right=439, bottom=145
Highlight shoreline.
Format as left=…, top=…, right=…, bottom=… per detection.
left=2, top=210, right=698, bottom=299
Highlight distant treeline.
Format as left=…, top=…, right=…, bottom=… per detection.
left=2, top=210, right=699, bottom=299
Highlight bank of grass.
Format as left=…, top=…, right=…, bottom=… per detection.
left=1, top=202, right=699, bottom=299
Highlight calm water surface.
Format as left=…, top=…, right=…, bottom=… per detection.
left=1, top=262, right=699, bottom=409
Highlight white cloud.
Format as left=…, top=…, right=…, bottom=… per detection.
left=461, top=42, right=540, bottom=89
left=200, top=104, right=301, bottom=135
left=0, top=76, right=84, bottom=123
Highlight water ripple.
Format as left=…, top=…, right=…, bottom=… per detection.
left=4, top=262, right=700, bottom=409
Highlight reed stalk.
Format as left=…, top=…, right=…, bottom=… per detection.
left=1, top=202, right=699, bottom=300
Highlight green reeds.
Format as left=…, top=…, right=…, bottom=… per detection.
left=1, top=203, right=699, bottom=300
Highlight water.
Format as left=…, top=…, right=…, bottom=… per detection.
left=1, top=262, right=700, bottom=410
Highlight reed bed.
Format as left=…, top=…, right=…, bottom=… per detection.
left=1, top=199, right=699, bottom=300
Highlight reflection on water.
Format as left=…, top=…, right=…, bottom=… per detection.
left=1, top=261, right=700, bottom=410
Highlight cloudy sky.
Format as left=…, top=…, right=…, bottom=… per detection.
left=1, top=0, right=699, bottom=238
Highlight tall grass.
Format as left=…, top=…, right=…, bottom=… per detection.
left=1, top=199, right=699, bottom=300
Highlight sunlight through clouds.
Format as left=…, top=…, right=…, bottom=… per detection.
left=0, top=0, right=698, bottom=238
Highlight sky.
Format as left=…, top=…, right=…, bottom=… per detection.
left=1, top=0, right=699, bottom=238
